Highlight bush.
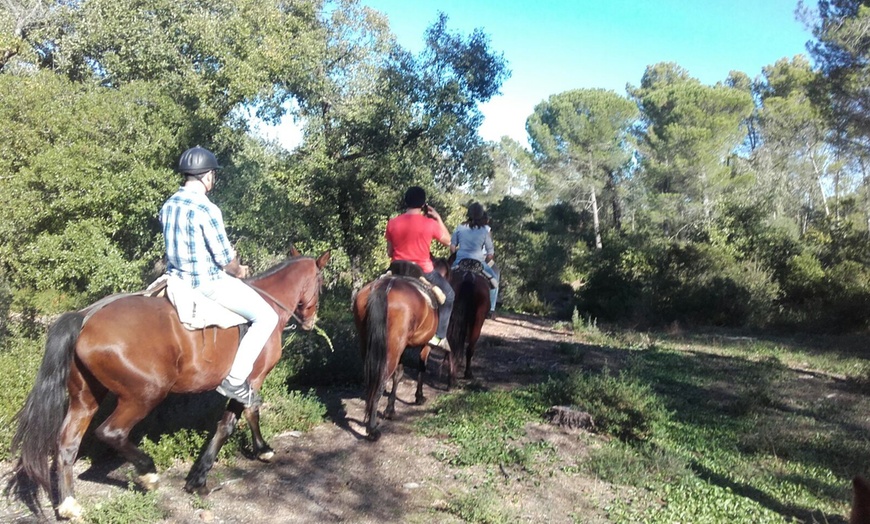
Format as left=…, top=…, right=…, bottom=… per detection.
left=0, top=324, right=45, bottom=460
left=533, top=370, right=670, bottom=442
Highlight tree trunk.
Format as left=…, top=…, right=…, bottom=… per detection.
left=606, top=170, right=622, bottom=232
left=591, top=186, right=602, bottom=250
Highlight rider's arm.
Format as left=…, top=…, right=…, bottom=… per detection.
left=450, top=229, right=459, bottom=254
left=223, top=257, right=249, bottom=279
left=484, top=230, right=495, bottom=263
left=386, top=240, right=395, bottom=258
left=426, top=206, right=451, bottom=247
left=201, top=203, right=241, bottom=276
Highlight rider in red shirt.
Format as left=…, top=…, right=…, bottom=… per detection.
left=385, top=186, right=455, bottom=350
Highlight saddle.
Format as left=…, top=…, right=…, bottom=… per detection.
left=383, top=261, right=446, bottom=307
left=455, top=259, right=497, bottom=289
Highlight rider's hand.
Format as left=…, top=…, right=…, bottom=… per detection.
left=238, top=265, right=250, bottom=279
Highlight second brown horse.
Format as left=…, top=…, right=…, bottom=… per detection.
left=445, top=260, right=491, bottom=388
left=352, top=261, right=448, bottom=441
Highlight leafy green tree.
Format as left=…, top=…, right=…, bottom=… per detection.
left=0, top=72, right=187, bottom=302
left=6, top=0, right=325, bottom=141
left=526, top=88, right=638, bottom=248
left=804, top=0, right=870, bottom=138
left=628, top=62, right=754, bottom=237
left=752, top=56, right=838, bottom=228
left=482, top=137, right=541, bottom=205
left=289, top=9, right=509, bottom=287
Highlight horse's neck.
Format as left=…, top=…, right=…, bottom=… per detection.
left=252, top=262, right=310, bottom=306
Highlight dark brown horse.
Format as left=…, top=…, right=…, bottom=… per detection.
left=853, top=475, right=870, bottom=524
left=445, top=259, right=491, bottom=388
left=352, top=261, right=446, bottom=441
left=8, top=250, right=330, bottom=519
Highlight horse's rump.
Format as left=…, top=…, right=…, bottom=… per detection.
left=448, top=269, right=489, bottom=359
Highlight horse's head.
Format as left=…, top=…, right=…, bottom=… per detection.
left=294, top=250, right=331, bottom=330
left=432, top=256, right=451, bottom=281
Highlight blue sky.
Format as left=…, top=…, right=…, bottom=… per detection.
left=360, top=0, right=814, bottom=146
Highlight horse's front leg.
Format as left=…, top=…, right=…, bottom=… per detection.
left=243, top=407, right=274, bottom=461
left=184, top=403, right=242, bottom=494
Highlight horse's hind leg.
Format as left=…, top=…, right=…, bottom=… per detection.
left=185, top=405, right=242, bottom=494
left=384, top=369, right=401, bottom=420
left=465, top=312, right=486, bottom=380
left=415, top=346, right=430, bottom=405
left=56, top=367, right=105, bottom=519
left=93, top=396, right=162, bottom=490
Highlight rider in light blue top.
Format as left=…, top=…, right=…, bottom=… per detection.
left=450, top=202, right=499, bottom=317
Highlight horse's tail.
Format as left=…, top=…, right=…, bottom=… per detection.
left=448, top=278, right=474, bottom=363
left=8, top=311, right=83, bottom=500
left=363, top=281, right=389, bottom=427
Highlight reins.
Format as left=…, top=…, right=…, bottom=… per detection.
left=248, top=283, right=302, bottom=330
left=248, top=268, right=323, bottom=331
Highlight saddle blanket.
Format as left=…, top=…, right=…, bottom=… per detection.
left=147, top=275, right=248, bottom=330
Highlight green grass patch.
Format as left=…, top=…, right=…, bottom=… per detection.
left=84, top=486, right=166, bottom=523
left=417, top=390, right=546, bottom=468
left=441, top=480, right=517, bottom=523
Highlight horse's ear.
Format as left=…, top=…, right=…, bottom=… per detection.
left=289, top=244, right=301, bottom=257
left=316, top=250, right=331, bottom=270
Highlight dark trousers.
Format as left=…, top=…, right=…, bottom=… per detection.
left=424, top=269, right=454, bottom=338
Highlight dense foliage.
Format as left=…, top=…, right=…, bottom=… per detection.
left=2, top=0, right=870, bottom=329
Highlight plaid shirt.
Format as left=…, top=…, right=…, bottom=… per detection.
left=160, top=187, right=236, bottom=288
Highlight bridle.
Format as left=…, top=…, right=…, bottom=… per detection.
left=248, top=267, right=323, bottom=330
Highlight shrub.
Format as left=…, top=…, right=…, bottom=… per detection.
left=84, top=486, right=166, bottom=524
left=533, top=370, right=669, bottom=442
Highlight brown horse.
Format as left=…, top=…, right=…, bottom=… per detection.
left=445, top=259, right=491, bottom=388
left=352, top=261, right=446, bottom=441
left=8, top=249, right=330, bottom=519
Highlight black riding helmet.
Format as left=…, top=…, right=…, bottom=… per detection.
left=177, top=146, right=221, bottom=176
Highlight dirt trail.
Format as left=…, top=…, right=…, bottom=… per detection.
left=2, top=313, right=615, bottom=523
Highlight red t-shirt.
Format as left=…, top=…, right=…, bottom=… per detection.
left=385, top=213, right=442, bottom=273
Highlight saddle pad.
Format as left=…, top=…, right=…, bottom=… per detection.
left=153, top=275, right=248, bottom=330
left=455, top=259, right=497, bottom=289
left=380, top=272, right=445, bottom=307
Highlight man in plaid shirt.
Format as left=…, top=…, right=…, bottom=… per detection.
left=160, top=146, right=277, bottom=408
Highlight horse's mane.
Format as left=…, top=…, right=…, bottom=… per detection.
left=251, top=256, right=306, bottom=280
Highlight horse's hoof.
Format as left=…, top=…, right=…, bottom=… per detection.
left=464, top=372, right=474, bottom=379
left=138, top=472, right=160, bottom=491
left=183, top=482, right=209, bottom=496
left=57, top=496, right=83, bottom=520
left=258, top=450, right=275, bottom=461
left=366, top=429, right=381, bottom=442
left=415, top=396, right=426, bottom=405
left=384, top=411, right=394, bottom=420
